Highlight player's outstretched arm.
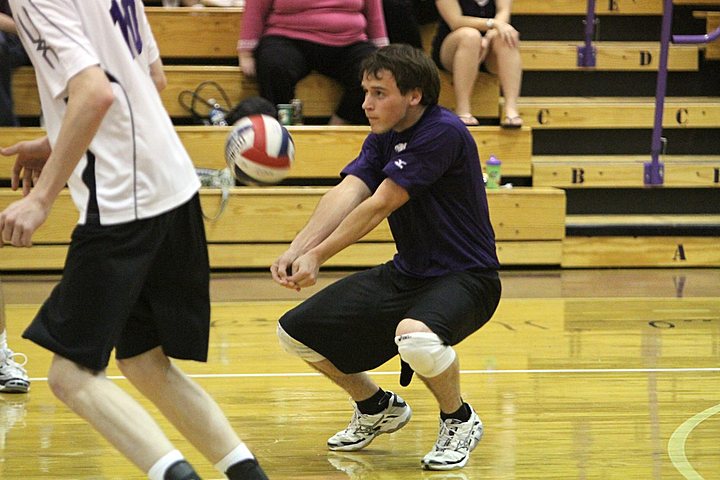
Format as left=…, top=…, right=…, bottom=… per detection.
left=271, top=175, right=371, bottom=288
left=284, top=177, right=409, bottom=290
left=0, top=66, right=114, bottom=247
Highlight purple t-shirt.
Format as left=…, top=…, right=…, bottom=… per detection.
left=342, top=105, right=499, bottom=277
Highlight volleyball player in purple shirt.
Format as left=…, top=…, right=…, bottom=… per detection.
left=271, top=44, right=501, bottom=471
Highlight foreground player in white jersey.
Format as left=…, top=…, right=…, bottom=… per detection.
left=0, top=1, right=267, bottom=479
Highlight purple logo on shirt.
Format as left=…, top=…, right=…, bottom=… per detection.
left=110, top=0, right=143, bottom=58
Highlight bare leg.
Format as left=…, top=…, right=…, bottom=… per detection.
left=117, top=346, right=246, bottom=464
left=308, top=358, right=380, bottom=402
left=396, top=319, right=463, bottom=414
left=47, top=354, right=175, bottom=473
left=439, top=27, right=484, bottom=121
left=484, top=37, right=523, bottom=122
left=418, top=357, right=462, bottom=414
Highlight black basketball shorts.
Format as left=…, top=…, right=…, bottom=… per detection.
left=23, top=194, right=210, bottom=372
left=278, top=261, right=501, bottom=374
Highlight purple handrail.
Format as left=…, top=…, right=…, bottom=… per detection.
left=578, top=0, right=597, bottom=67
left=646, top=3, right=720, bottom=185
left=645, top=0, right=674, bottom=186
left=577, top=0, right=717, bottom=185
left=673, top=26, right=720, bottom=44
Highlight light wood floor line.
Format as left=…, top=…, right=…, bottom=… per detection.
left=668, top=403, right=720, bottom=480
left=23, top=366, right=720, bottom=383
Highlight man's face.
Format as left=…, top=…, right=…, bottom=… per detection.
left=361, top=70, right=420, bottom=134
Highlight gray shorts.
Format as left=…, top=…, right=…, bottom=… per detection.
left=278, top=262, right=501, bottom=374
left=23, top=195, right=210, bottom=372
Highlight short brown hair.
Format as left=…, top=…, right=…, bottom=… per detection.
left=360, top=44, right=440, bottom=106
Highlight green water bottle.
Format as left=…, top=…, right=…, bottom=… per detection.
left=486, top=155, right=501, bottom=189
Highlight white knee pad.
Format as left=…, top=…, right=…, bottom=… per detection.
left=395, top=332, right=456, bottom=378
left=277, top=324, right=326, bottom=362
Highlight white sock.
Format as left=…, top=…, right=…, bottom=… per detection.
left=0, top=330, right=7, bottom=359
left=214, top=443, right=254, bottom=474
left=148, top=449, right=184, bottom=480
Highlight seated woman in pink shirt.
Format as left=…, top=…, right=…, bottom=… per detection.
left=238, top=0, right=388, bottom=125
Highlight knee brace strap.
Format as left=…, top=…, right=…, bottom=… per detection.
left=277, top=324, right=326, bottom=363
left=395, top=332, right=456, bottom=378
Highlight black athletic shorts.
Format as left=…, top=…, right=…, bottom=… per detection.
left=279, top=261, right=501, bottom=374
left=23, top=194, right=210, bottom=372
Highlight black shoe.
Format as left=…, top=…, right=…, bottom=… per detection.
left=226, top=459, right=269, bottom=480
left=164, top=460, right=201, bottom=480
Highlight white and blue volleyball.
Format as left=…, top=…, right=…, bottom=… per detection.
left=225, top=114, right=295, bottom=185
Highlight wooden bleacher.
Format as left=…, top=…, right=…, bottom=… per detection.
left=0, top=187, right=566, bottom=269
left=516, top=96, right=720, bottom=129
left=140, top=5, right=677, bottom=61
left=514, top=0, right=718, bottom=15
left=693, top=11, right=720, bottom=60
left=417, top=24, right=700, bottom=72
left=0, top=123, right=551, bottom=269
left=533, top=155, right=720, bottom=187
left=520, top=41, right=699, bottom=71
left=6, top=2, right=719, bottom=269
left=675, top=0, right=720, bottom=5
left=0, top=125, right=532, bottom=178
left=11, top=65, right=500, bottom=120
left=563, top=214, right=720, bottom=267
left=511, top=0, right=664, bottom=15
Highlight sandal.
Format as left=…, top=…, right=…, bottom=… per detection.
left=457, top=114, right=480, bottom=126
left=501, top=115, right=523, bottom=129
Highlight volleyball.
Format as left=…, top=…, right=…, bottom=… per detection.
left=225, top=114, right=295, bottom=185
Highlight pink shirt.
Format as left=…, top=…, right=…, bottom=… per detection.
left=238, top=0, right=388, bottom=52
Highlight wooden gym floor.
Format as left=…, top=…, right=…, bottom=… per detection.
left=1, top=268, right=719, bottom=479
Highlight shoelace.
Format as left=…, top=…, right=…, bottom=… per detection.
left=344, top=408, right=381, bottom=435
left=0, top=350, right=29, bottom=379
left=433, top=418, right=472, bottom=452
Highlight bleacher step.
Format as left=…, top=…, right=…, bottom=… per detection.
left=0, top=126, right=533, bottom=179
left=533, top=154, right=720, bottom=187
left=517, top=96, right=720, bottom=128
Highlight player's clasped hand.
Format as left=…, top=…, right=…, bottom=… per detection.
left=286, top=253, right=321, bottom=289
left=271, top=251, right=300, bottom=290
left=271, top=250, right=321, bottom=291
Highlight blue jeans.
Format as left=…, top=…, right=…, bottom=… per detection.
left=1, top=31, right=30, bottom=126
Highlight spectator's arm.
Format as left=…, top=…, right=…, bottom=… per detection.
left=365, top=0, right=389, bottom=47
left=494, top=0, right=513, bottom=24
left=238, top=0, right=272, bottom=54
left=435, top=0, right=490, bottom=31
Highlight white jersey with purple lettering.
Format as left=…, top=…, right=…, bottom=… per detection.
left=10, top=0, right=199, bottom=225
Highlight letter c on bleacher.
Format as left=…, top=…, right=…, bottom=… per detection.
left=675, top=108, right=689, bottom=125
left=537, top=109, right=550, bottom=125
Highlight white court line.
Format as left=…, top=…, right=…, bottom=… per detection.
left=668, top=403, right=720, bottom=480
left=27, top=366, right=720, bottom=382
